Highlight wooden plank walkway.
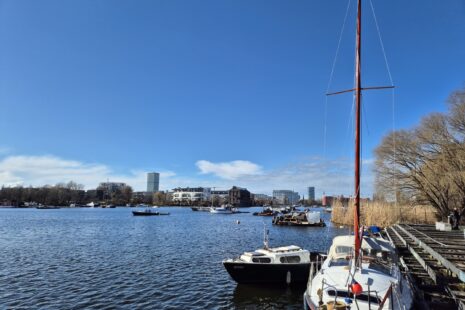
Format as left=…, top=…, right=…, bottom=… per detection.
left=387, top=224, right=465, bottom=310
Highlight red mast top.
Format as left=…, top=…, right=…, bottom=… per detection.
left=354, top=0, right=362, bottom=265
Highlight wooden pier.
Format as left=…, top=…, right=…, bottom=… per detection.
left=386, top=224, right=465, bottom=309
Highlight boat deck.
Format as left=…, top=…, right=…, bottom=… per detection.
left=386, top=224, right=465, bottom=309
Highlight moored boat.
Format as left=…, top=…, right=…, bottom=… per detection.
left=191, top=206, right=211, bottom=212
left=210, top=204, right=237, bottom=214
left=303, top=234, right=413, bottom=309
left=36, top=205, right=60, bottom=209
left=303, top=0, right=413, bottom=308
left=132, top=208, right=170, bottom=216
left=223, top=229, right=325, bottom=284
left=272, top=211, right=325, bottom=227
left=253, top=207, right=277, bottom=216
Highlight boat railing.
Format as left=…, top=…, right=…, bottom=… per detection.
left=307, top=254, right=323, bottom=290
left=391, top=281, right=408, bottom=310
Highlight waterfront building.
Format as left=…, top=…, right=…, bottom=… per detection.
left=147, top=172, right=160, bottom=193
left=307, top=187, right=315, bottom=200
left=229, top=186, right=252, bottom=207
left=98, top=182, right=127, bottom=193
left=132, top=191, right=149, bottom=200
left=272, top=190, right=300, bottom=205
left=253, top=194, right=271, bottom=200
left=172, top=187, right=211, bottom=203
left=211, top=190, right=229, bottom=199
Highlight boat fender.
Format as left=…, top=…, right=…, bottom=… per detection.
left=350, top=280, right=363, bottom=295
left=286, top=271, right=291, bottom=284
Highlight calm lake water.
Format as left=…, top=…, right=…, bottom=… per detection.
left=0, top=207, right=349, bottom=309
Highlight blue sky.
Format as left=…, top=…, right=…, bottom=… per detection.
left=0, top=0, right=464, bottom=198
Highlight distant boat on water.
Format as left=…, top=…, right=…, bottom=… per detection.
left=191, top=206, right=211, bottom=212
left=210, top=205, right=237, bottom=214
left=36, top=205, right=60, bottom=210
left=272, top=211, right=325, bottom=227
left=132, top=207, right=169, bottom=216
left=253, top=207, right=277, bottom=216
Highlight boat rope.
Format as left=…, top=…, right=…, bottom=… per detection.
left=368, top=0, right=394, bottom=86
left=326, top=0, right=352, bottom=94
left=369, top=0, right=397, bottom=204
left=324, top=0, right=352, bottom=160
left=392, top=87, right=397, bottom=206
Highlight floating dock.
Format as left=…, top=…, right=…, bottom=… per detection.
left=386, top=224, right=465, bottom=309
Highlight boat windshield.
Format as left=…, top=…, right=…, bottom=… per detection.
left=335, top=246, right=352, bottom=254
left=329, top=259, right=350, bottom=267
left=367, top=262, right=391, bottom=275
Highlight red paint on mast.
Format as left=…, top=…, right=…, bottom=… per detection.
left=354, top=0, right=362, bottom=265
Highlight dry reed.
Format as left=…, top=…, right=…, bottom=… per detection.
left=331, top=200, right=437, bottom=228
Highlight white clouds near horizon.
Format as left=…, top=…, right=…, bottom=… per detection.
left=0, top=155, right=374, bottom=198
left=195, top=158, right=374, bottom=198
left=196, top=160, right=263, bottom=180
left=0, top=155, right=175, bottom=191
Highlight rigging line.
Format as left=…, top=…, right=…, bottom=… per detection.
left=323, top=95, right=328, bottom=159
left=326, top=0, right=352, bottom=93
left=392, top=88, right=397, bottom=205
left=345, top=93, right=356, bottom=161
left=369, top=0, right=397, bottom=203
left=369, top=0, right=394, bottom=86
left=324, top=0, right=351, bottom=174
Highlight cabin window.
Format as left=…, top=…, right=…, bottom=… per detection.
left=335, top=246, right=352, bottom=254
left=252, top=257, right=271, bottom=263
left=279, top=256, right=301, bottom=263
left=326, top=290, right=380, bottom=304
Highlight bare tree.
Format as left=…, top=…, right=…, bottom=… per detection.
left=375, top=86, right=465, bottom=219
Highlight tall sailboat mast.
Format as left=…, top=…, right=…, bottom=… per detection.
left=354, top=0, right=362, bottom=265
left=326, top=0, right=394, bottom=265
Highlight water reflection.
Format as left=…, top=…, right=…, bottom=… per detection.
left=232, top=284, right=306, bottom=309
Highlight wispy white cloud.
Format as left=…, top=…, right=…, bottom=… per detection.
left=0, top=155, right=175, bottom=191
left=195, top=157, right=374, bottom=198
left=0, top=154, right=375, bottom=198
left=196, top=160, right=263, bottom=180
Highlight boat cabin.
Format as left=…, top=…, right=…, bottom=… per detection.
left=238, top=245, right=311, bottom=264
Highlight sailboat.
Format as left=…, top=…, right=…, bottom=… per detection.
left=303, top=1, right=413, bottom=309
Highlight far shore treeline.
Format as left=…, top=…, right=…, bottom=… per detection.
left=0, top=182, right=322, bottom=207
left=0, top=181, right=133, bottom=207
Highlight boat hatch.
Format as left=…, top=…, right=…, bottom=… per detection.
left=328, top=259, right=350, bottom=267
left=326, top=289, right=381, bottom=304
left=269, top=245, right=301, bottom=252
left=243, top=251, right=265, bottom=257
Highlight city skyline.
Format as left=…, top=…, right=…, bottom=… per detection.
left=0, top=1, right=464, bottom=198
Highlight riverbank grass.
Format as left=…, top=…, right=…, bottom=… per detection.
left=331, top=200, right=437, bottom=227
